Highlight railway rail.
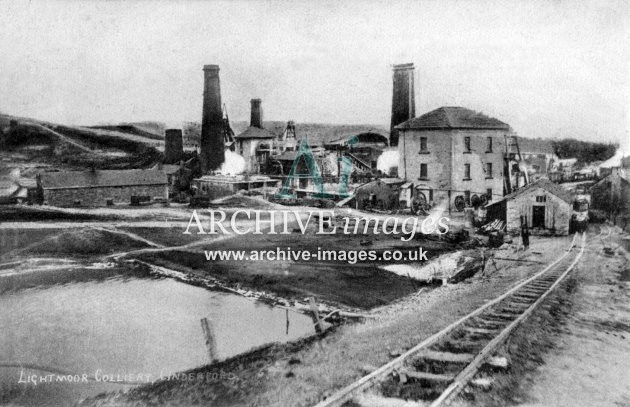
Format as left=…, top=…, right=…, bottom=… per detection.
left=314, top=228, right=608, bottom=407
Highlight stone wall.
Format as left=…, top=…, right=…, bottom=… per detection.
left=43, top=185, right=168, bottom=207
left=450, top=129, right=506, bottom=204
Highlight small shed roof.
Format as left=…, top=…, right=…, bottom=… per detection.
left=488, top=179, right=573, bottom=206
left=40, top=169, right=167, bottom=190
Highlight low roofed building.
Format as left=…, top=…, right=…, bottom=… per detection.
left=38, top=169, right=168, bottom=207
left=590, top=168, right=630, bottom=218
left=485, top=179, right=573, bottom=236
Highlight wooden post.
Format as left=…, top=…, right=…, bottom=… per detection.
left=285, top=308, right=290, bottom=335
left=309, top=297, right=324, bottom=334
left=200, top=317, right=217, bottom=363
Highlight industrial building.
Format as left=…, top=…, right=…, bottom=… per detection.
left=38, top=169, right=168, bottom=207
left=191, top=175, right=279, bottom=201
left=590, top=168, right=630, bottom=218
left=485, top=179, right=572, bottom=236
left=235, top=99, right=276, bottom=174
left=396, top=106, right=528, bottom=211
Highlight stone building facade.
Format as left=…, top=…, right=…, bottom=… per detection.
left=39, top=169, right=168, bottom=207
left=486, top=179, right=572, bottom=235
left=396, top=107, right=511, bottom=210
left=235, top=129, right=275, bottom=174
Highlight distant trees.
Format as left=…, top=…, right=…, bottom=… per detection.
left=551, top=138, right=617, bottom=164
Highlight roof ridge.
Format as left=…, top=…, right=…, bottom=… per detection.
left=395, top=106, right=510, bottom=131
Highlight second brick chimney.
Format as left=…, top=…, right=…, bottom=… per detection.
left=250, top=98, right=263, bottom=128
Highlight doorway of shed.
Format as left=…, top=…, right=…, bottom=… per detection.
left=533, top=205, right=545, bottom=228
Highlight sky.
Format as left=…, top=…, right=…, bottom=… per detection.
left=0, top=0, right=628, bottom=145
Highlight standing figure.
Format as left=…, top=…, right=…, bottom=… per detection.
left=521, top=215, right=530, bottom=250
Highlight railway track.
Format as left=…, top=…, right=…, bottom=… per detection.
left=314, top=229, right=604, bottom=407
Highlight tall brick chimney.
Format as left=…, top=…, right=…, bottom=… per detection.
left=389, top=63, right=416, bottom=147
left=201, top=64, right=225, bottom=173
left=250, top=98, right=262, bottom=128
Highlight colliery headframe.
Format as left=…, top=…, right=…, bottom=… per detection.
left=187, top=62, right=533, bottom=217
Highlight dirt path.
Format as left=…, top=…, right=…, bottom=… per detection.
left=28, top=123, right=98, bottom=154
left=88, top=226, right=164, bottom=248
left=518, top=227, right=630, bottom=407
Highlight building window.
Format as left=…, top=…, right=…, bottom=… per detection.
left=429, top=189, right=433, bottom=201
left=487, top=188, right=493, bottom=201
left=536, top=195, right=546, bottom=203
left=419, top=163, right=428, bottom=179
left=419, top=137, right=428, bottom=153
left=464, top=190, right=471, bottom=206
left=486, top=162, right=493, bottom=178
left=486, top=137, right=493, bottom=152
left=464, top=163, right=471, bottom=180
left=464, top=137, right=471, bottom=153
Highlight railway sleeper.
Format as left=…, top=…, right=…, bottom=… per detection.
left=454, top=326, right=497, bottom=341
left=379, top=377, right=448, bottom=401
left=351, top=393, right=434, bottom=407
left=410, top=359, right=463, bottom=375
left=484, top=311, right=518, bottom=320
left=415, top=349, right=475, bottom=364
left=410, top=351, right=474, bottom=375
left=528, top=282, right=553, bottom=288
left=510, top=293, right=538, bottom=301
left=398, top=369, right=454, bottom=384
left=519, top=288, right=545, bottom=295
left=501, top=303, right=531, bottom=312
left=463, top=326, right=499, bottom=335
left=433, top=339, right=484, bottom=354
left=470, top=318, right=506, bottom=328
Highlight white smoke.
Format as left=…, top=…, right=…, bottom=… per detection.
left=218, top=150, right=246, bottom=176
left=377, top=149, right=400, bottom=173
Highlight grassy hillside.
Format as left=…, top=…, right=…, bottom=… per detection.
left=0, top=114, right=163, bottom=172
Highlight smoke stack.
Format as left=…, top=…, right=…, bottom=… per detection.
left=201, top=64, right=225, bottom=173
left=389, top=63, right=416, bottom=147
left=250, top=98, right=262, bottom=128
left=164, top=129, right=184, bottom=164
